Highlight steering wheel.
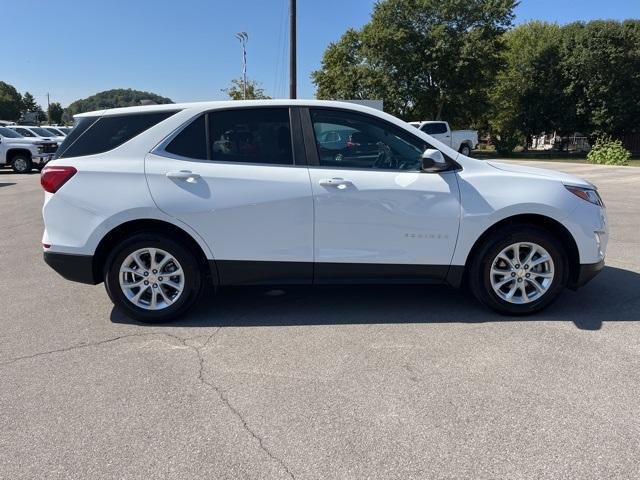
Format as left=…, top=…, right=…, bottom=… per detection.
left=373, top=144, right=397, bottom=169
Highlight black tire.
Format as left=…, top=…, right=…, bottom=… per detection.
left=11, top=155, right=33, bottom=174
left=104, top=233, right=203, bottom=323
left=468, top=225, right=568, bottom=315
left=459, top=144, right=471, bottom=157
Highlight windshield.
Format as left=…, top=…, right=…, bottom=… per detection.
left=31, top=127, right=56, bottom=137
left=45, top=128, right=64, bottom=136
left=0, top=127, right=23, bottom=138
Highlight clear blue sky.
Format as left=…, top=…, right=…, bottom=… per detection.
left=3, top=0, right=638, bottom=107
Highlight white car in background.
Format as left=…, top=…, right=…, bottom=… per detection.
left=0, top=127, right=57, bottom=172
left=7, top=125, right=65, bottom=145
left=41, top=100, right=607, bottom=323
left=41, top=126, right=67, bottom=137
left=409, top=120, right=478, bottom=156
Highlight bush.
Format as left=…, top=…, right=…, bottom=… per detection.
left=587, top=135, right=631, bottom=166
left=494, top=131, right=522, bottom=155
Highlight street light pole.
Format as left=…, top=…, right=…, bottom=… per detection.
left=289, top=0, right=296, bottom=99
left=235, top=32, right=249, bottom=100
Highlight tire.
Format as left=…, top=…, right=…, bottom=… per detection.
left=468, top=225, right=568, bottom=315
left=459, top=144, right=471, bottom=157
left=104, top=233, right=203, bottom=323
left=11, top=155, right=33, bottom=174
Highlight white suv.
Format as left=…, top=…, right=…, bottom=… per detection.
left=41, top=100, right=607, bottom=322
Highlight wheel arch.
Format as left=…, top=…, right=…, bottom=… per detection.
left=92, top=219, right=219, bottom=285
left=461, top=213, right=580, bottom=286
left=7, top=148, right=33, bottom=162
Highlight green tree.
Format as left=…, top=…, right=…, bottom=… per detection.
left=222, top=78, right=271, bottom=100
left=48, top=102, right=64, bottom=124
left=0, top=81, right=23, bottom=121
left=313, top=0, right=517, bottom=125
left=65, top=89, right=173, bottom=117
left=560, top=20, right=640, bottom=136
left=22, top=92, right=38, bottom=112
left=489, top=22, right=574, bottom=144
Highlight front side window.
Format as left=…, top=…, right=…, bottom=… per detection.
left=209, top=108, right=293, bottom=165
left=31, top=127, right=56, bottom=137
left=15, top=128, right=36, bottom=137
left=421, top=122, right=448, bottom=135
left=57, top=111, right=178, bottom=159
left=310, top=109, right=428, bottom=170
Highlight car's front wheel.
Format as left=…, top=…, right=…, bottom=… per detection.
left=469, top=226, right=568, bottom=315
left=104, top=234, right=203, bottom=323
left=11, top=155, right=33, bottom=174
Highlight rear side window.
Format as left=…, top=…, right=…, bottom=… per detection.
left=209, top=108, right=293, bottom=165
left=165, top=115, right=207, bottom=160
left=421, top=123, right=448, bottom=135
left=57, top=111, right=178, bottom=159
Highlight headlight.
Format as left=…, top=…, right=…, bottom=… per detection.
left=37, top=145, right=44, bottom=153
left=565, top=185, right=604, bottom=207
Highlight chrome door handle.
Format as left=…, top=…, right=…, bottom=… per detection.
left=319, top=177, right=349, bottom=187
left=166, top=170, right=201, bottom=182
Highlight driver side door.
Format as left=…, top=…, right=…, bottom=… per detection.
left=302, top=108, right=461, bottom=282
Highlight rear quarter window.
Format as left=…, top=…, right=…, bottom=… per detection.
left=56, top=111, right=178, bottom=159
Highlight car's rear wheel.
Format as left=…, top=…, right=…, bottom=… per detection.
left=469, top=225, right=568, bottom=315
left=11, top=155, right=32, bottom=174
left=459, top=144, right=471, bottom=157
left=104, top=234, right=202, bottom=323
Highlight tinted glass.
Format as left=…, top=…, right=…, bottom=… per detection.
left=209, top=108, right=293, bottom=165
left=58, top=111, right=178, bottom=159
left=31, top=127, right=55, bottom=137
left=310, top=109, right=429, bottom=170
left=55, top=117, right=99, bottom=158
left=165, top=115, right=207, bottom=159
left=45, top=128, right=64, bottom=136
left=15, top=128, right=36, bottom=137
left=0, top=127, right=22, bottom=138
left=421, top=122, right=448, bottom=135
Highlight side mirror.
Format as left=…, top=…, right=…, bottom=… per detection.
left=421, top=148, right=449, bottom=172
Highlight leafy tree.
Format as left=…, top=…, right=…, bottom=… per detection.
left=560, top=20, right=640, bottom=137
left=66, top=89, right=173, bottom=117
left=0, top=81, right=23, bottom=121
left=313, top=0, right=517, bottom=126
left=22, top=91, right=38, bottom=112
left=222, top=78, right=271, bottom=100
left=488, top=22, right=574, bottom=145
left=48, top=102, right=64, bottom=124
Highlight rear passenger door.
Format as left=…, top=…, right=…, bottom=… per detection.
left=145, top=107, right=314, bottom=285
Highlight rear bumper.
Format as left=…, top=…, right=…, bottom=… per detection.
left=43, top=251, right=99, bottom=285
left=569, top=259, right=605, bottom=289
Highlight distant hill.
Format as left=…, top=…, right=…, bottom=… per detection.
left=65, top=89, right=173, bottom=117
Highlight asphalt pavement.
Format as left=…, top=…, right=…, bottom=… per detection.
left=1, top=161, right=639, bottom=479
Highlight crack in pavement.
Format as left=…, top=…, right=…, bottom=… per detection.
left=0, top=332, right=190, bottom=367
left=185, top=328, right=297, bottom=480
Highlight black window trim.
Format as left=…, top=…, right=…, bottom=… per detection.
left=154, top=106, right=307, bottom=167
left=300, top=107, right=461, bottom=173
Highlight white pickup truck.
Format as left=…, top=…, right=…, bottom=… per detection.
left=408, top=121, right=478, bottom=156
left=0, top=127, right=57, bottom=173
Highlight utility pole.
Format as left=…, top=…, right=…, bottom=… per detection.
left=289, top=0, right=296, bottom=99
left=46, top=92, right=50, bottom=124
left=235, top=32, right=249, bottom=100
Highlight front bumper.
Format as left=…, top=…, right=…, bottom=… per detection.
left=43, top=251, right=99, bottom=284
left=569, top=259, right=605, bottom=289
left=33, top=153, right=54, bottom=167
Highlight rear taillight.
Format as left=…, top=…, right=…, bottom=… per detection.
left=41, top=166, right=77, bottom=193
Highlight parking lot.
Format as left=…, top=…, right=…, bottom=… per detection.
left=1, top=160, right=639, bottom=479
